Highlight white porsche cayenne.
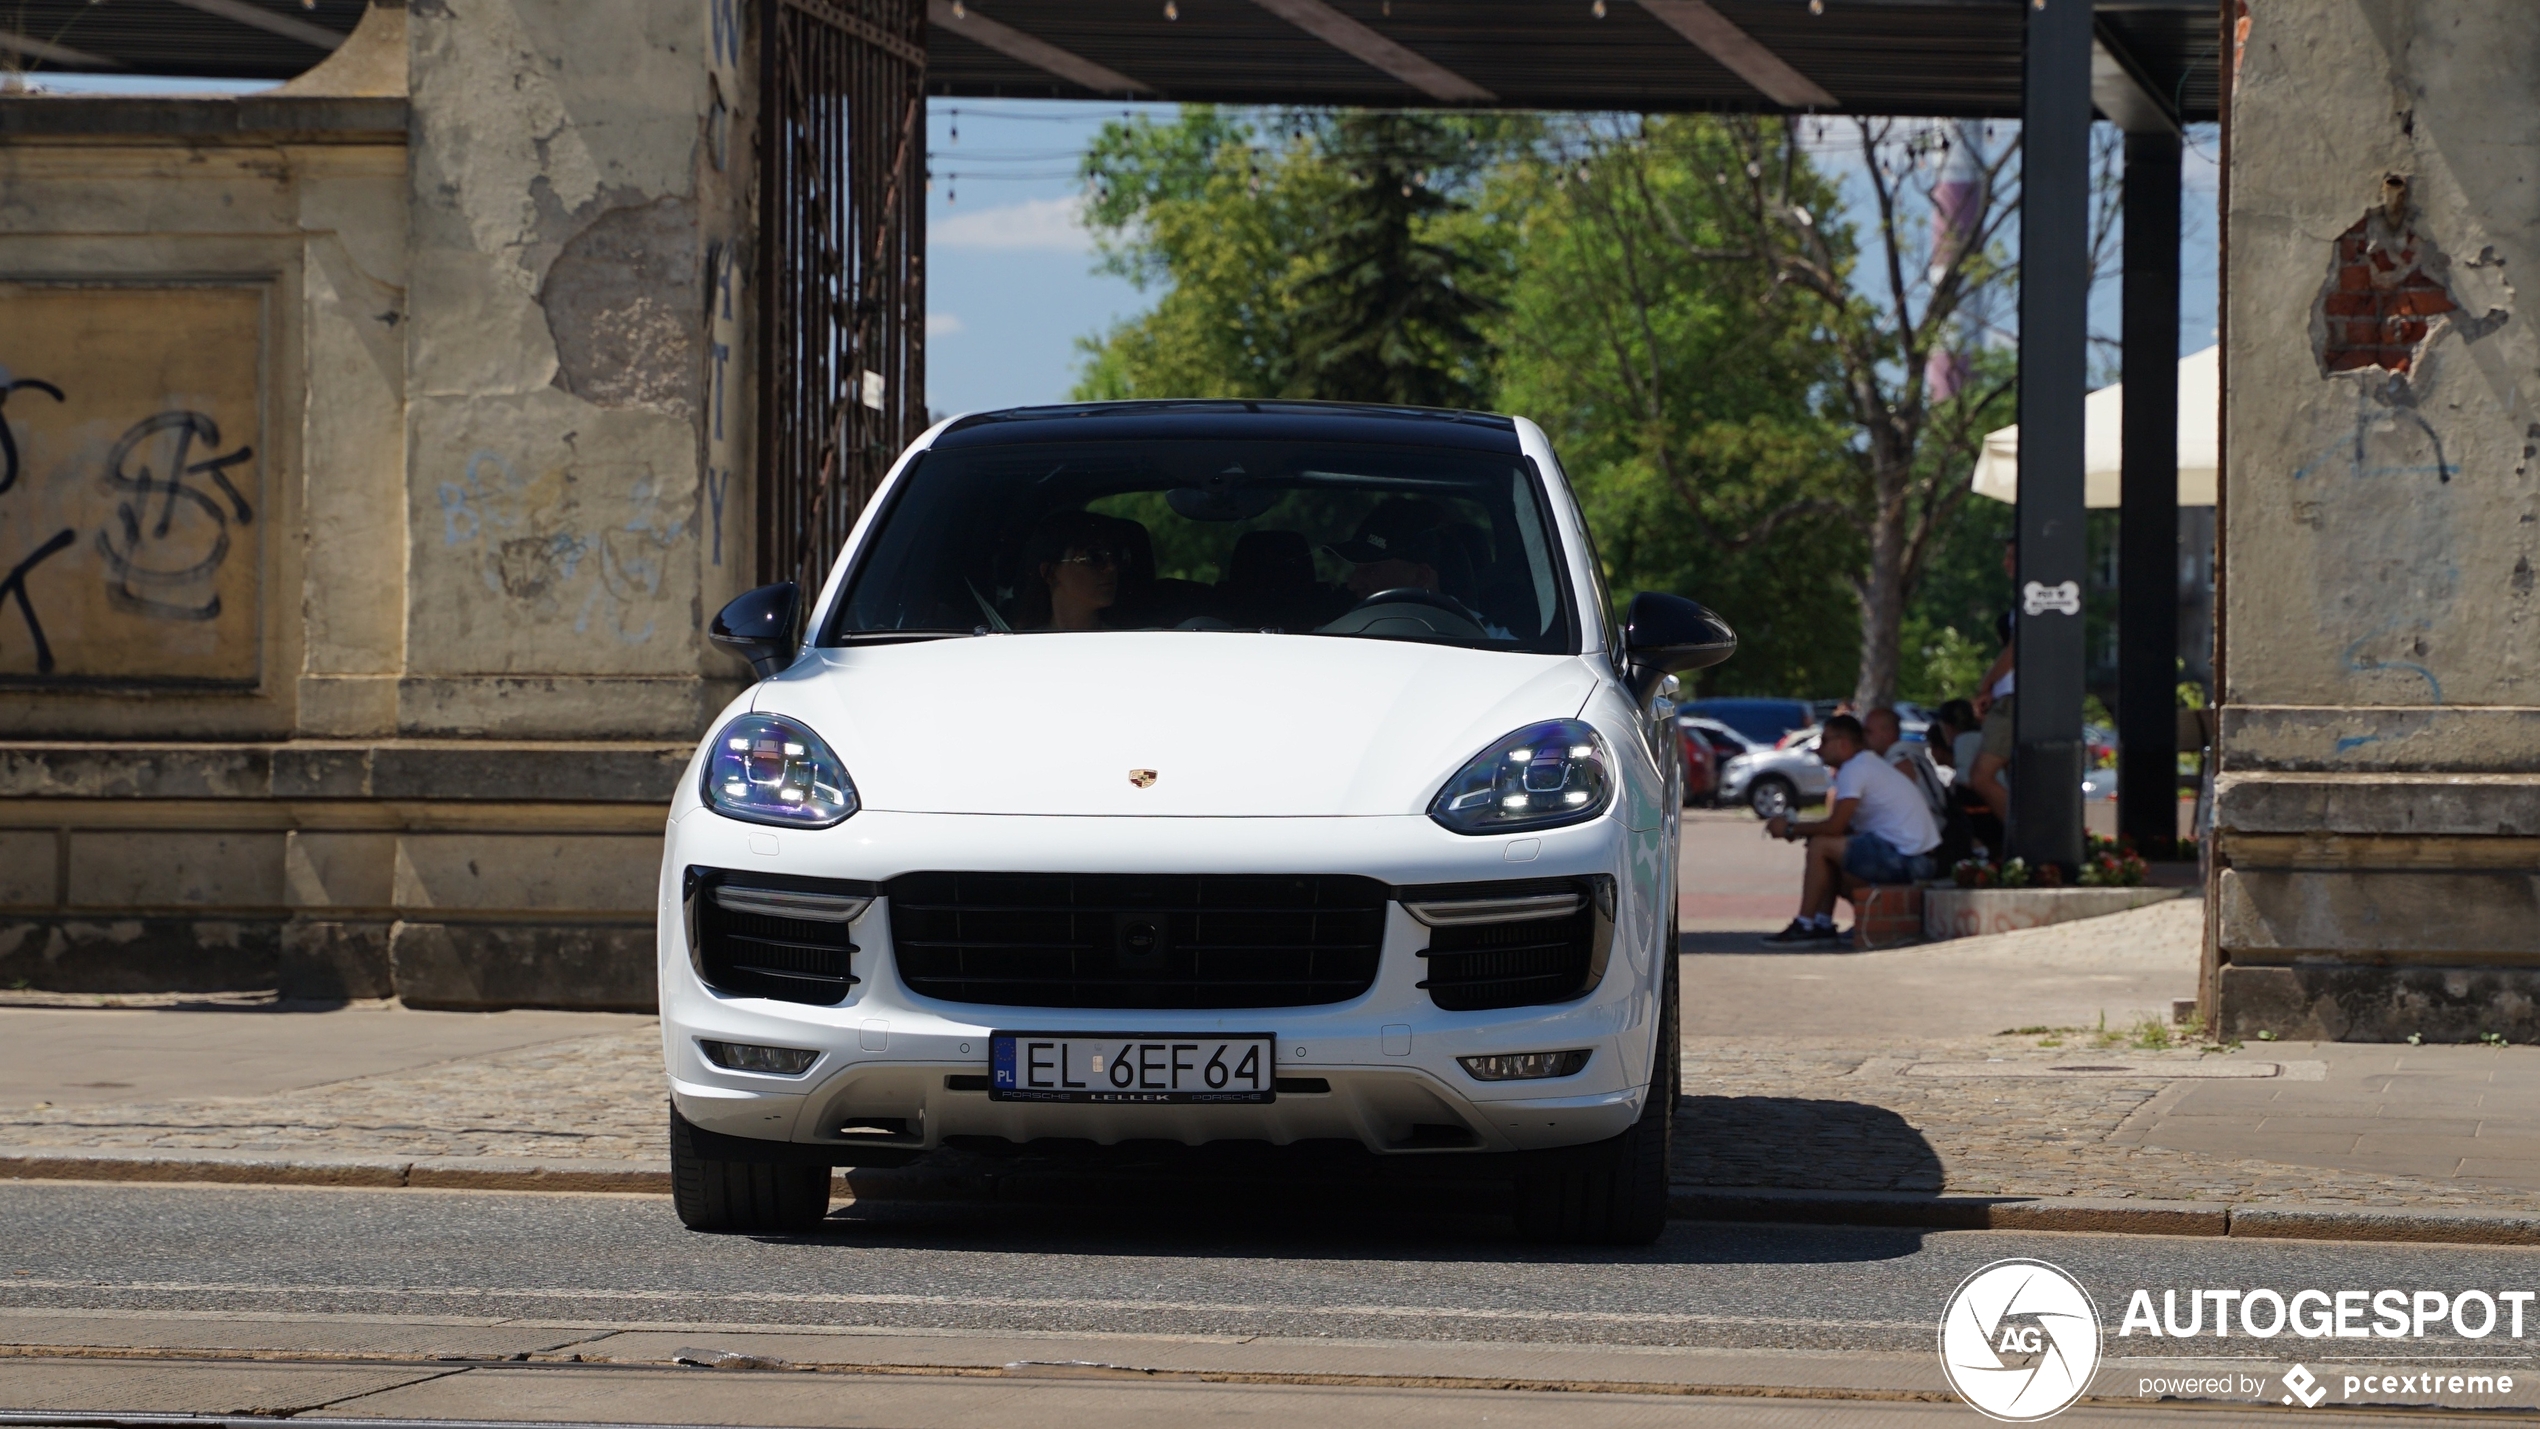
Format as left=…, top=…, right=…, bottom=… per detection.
left=658, top=402, right=1733, bottom=1243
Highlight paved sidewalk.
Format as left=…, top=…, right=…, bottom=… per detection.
left=7, top=899, right=2540, bottom=1233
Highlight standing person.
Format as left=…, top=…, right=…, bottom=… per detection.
left=1759, top=715, right=1943, bottom=945
left=1968, top=539, right=2018, bottom=824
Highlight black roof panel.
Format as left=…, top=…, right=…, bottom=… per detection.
left=935, top=400, right=1523, bottom=452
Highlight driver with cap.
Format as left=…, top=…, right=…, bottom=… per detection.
left=1327, top=498, right=1456, bottom=599
left=1324, top=499, right=1507, bottom=638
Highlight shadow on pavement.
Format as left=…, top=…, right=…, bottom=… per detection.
left=781, top=1127, right=1937, bottom=1268
left=1674, top=1096, right=1945, bottom=1193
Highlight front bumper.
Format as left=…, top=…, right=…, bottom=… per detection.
left=657, top=809, right=1665, bottom=1158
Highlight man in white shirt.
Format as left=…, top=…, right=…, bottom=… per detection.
left=1760, top=714, right=1943, bottom=944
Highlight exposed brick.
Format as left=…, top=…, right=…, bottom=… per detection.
left=2319, top=212, right=2461, bottom=375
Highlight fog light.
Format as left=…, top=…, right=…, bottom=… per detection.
left=1457, top=1049, right=1592, bottom=1081
left=699, top=1039, right=818, bottom=1075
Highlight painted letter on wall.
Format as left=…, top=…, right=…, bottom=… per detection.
left=0, top=284, right=263, bottom=684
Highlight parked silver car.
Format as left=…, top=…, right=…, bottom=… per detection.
left=1684, top=717, right=1832, bottom=819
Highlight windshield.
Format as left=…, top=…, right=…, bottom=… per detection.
left=826, top=438, right=1576, bottom=653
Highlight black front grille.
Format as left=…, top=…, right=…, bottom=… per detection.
left=687, top=871, right=870, bottom=1006
left=889, top=872, right=1386, bottom=1009
left=1413, top=876, right=1612, bottom=1012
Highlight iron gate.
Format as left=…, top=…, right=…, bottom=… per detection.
left=757, top=0, right=927, bottom=596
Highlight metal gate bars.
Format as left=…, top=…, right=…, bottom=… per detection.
left=756, top=0, right=927, bottom=596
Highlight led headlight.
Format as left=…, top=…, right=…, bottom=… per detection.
left=1429, top=718, right=1614, bottom=835
left=702, top=713, right=857, bottom=828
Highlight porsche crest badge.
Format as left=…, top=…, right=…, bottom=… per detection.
left=1128, top=769, right=1159, bottom=788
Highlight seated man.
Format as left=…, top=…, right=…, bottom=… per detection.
left=1864, top=706, right=1950, bottom=819
left=1760, top=714, right=1943, bottom=945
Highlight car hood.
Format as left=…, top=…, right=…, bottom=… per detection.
left=759, top=632, right=1600, bottom=817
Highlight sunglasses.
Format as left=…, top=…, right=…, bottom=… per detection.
left=1057, top=547, right=1123, bottom=568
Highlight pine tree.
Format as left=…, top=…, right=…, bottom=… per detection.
left=1285, top=113, right=1497, bottom=409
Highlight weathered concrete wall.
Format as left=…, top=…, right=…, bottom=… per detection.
left=2216, top=1, right=2540, bottom=1041
left=0, top=0, right=761, bottom=1008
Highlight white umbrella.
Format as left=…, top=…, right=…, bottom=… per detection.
left=1969, top=344, right=2218, bottom=508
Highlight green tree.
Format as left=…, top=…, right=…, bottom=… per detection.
left=1486, top=116, right=1861, bottom=696
left=1519, top=116, right=2025, bottom=706
left=1074, top=109, right=1511, bottom=406
left=1285, top=112, right=1500, bottom=406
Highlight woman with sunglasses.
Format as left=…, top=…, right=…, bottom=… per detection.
left=1015, top=509, right=1122, bottom=631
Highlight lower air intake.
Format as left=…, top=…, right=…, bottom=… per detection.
left=1408, top=875, right=1614, bottom=1012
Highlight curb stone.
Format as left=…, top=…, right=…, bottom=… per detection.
left=0, top=1148, right=668, bottom=1194
left=1671, top=1186, right=2231, bottom=1236
left=1672, top=1186, right=2540, bottom=1245
left=7, top=1148, right=2538, bottom=1246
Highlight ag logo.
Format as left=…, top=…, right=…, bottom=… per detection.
left=1938, top=1258, right=2101, bottom=1421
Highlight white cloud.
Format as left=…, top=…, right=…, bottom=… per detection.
left=927, top=312, right=965, bottom=338
left=932, top=195, right=1092, bottom=253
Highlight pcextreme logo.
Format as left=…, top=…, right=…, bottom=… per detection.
left=1939, top=1258, right=2103, bottom=1421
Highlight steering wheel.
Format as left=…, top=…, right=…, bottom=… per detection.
left=1315, top=587, right=1488, bottom=639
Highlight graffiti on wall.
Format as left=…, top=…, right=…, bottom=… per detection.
left=0, top=285, right=262, bottom=683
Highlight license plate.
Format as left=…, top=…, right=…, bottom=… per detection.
left=988, top=1032, right=1276, bottom=1104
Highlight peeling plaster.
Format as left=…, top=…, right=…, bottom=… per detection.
left=539, top=196, right=700, bottom=414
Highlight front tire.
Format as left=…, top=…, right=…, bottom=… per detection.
left=670, top=1104, right=832, bottom=1233
left=1514, top=939, right=1678, bottom=1246
left=1747, top=776, right=1794, bottom=820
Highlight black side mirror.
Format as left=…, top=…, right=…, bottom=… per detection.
left=711, top=582, right=801, bottom=680
left=1621, top=591, right=1737, bottom=705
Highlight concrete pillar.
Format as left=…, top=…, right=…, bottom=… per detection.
left=2118, top=130, right=2183, bottom=850
left=2216, top=0, right=2540, bottom=1040
left=400, top=0, right=756, bottom=741
left=2010, top=0, right=2093, bottom=873
left=0, top=0, right=761, bottom=1007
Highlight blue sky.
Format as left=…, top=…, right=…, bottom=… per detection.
left=921, top=100, right=1168, bottom=416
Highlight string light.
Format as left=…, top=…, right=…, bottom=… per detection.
left=1808, top=0, right=1824, bottom=12
left=949, top=108, right=959, bottom=145
left=950, top=0, right=965, bottom=15
left=1163, top=0, right=1178, bottom=18
left=1591, top=0, right=1606, bottom=15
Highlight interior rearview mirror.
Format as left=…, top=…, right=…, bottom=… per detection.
left=1621, top=591, right=1737, bottom=705
left=710, top=582, right=801, bottom=680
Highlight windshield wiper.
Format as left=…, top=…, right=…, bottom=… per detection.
left=831, top=630, right=967, bottom=645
